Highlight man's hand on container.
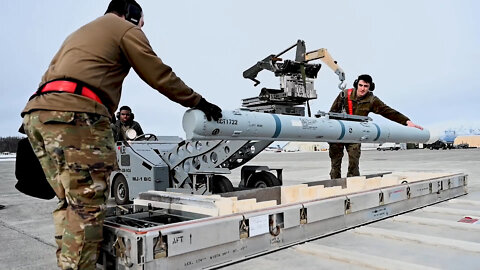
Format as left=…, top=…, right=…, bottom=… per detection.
left=195, top=98, right=222, bottom=121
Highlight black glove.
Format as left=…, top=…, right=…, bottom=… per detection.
left=195, top=98, right=222, bottom=121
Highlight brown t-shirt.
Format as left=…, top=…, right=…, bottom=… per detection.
left=22, top=13, right=201, bottom=117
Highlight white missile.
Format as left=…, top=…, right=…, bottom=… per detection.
left=183, top=109, right=430, bottom=143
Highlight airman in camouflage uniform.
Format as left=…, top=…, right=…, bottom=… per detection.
left=328, top=74, right=423, bottom=179
left=21, top=0, right=221, bottom=269
left=23, top=111, right=116, bottom=268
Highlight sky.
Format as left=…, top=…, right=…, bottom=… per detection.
left=1, top=0, right=479, bottom=139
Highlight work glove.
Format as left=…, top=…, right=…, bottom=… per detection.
left=195, top=98, right=222, bottom=121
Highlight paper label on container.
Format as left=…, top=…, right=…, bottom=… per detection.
left=249, top=215, right=269, bottom=237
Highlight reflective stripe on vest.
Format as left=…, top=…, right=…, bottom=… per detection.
left=347, top=88, right=353, bottom=115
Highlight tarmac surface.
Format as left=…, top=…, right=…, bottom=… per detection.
left=1, top=148, right=479, bottom=269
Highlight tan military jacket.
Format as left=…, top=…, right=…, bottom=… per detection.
left=329, top=88, right=409, bottom=125
left=22, top=13, right=201, bottom=117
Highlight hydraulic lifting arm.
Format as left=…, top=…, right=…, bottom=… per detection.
left=305, top=48, right=345, bottom=88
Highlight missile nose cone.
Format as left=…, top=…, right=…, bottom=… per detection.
left=183, top=109, right=206, bottom=140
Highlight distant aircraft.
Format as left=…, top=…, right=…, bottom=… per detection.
left=265, top=144, right=283, bottom=152
left=440, top=130, right=457, bottom=144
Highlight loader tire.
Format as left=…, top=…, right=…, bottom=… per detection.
left=113, top=175, right=131, bottom=205
left=212, top=175, right=234, bottom=194
left=248, top=171, right=281, bottom=188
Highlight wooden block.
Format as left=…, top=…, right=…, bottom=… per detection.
left=365, top=177, right=382, bottom=190
left=233, top=198, right=257, bottom=213
left=347, top=177, right=366, bottom=192
left=281, top=184, right=309, bottom=204
left=337, top=187, right=357, bottom=195
left=390, top=173, right=409, bottom=184
left=253, top=200, right=277, bottom=210
left=400, top=172, right=428, bottom=182
left=298, top=185, right=324, bottom=202
left=317, top=186, right=343, bottom=198
left=339, top=185, right=374, bottom=195
left=381, top=175, right=400, bottom=181
left=379, top=175, right=401, bottom=187
left=173, top=203, right=219, bottom=216
left=213, top=197, right=235, bottom=216
left=306, top=185, right=325, bottom=200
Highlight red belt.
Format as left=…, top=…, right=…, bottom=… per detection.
left=39, top=80, right=102, bottom=104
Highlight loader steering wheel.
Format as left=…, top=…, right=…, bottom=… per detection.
left=133, top=133, right=158, bottom=141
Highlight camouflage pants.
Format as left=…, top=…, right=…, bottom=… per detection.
left=23, top=110, right=116, bottom=270
left=329, top=143, right=361, bottom=179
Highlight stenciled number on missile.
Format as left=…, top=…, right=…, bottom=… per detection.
left=217, top=118, right=238, bottom=125
left=300, top=118, right=318, bottom=130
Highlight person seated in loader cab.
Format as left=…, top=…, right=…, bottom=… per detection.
left=113, top=105, right=143, bottom=141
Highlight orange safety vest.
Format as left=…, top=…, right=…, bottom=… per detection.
left=347, top=88, right=353, bottom=115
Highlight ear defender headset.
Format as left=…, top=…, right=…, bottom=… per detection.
left=353, top=75, right=375, bottom=91
left=116, top=106, right=135, bottom=120
left=124, top=1, right=142, bottom=25
left=106, top=0, right=142, bottom=26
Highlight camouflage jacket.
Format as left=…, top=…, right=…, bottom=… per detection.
left=329, top=89, right=410, bottom=125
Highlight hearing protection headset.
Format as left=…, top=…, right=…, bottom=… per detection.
left=106, top=0, right=142, bottom=26
left=116, top=106, right=135, bottom=120
left=353, top=74, right=375, bottom=91
left=124, top=1, right=142, bottom=25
